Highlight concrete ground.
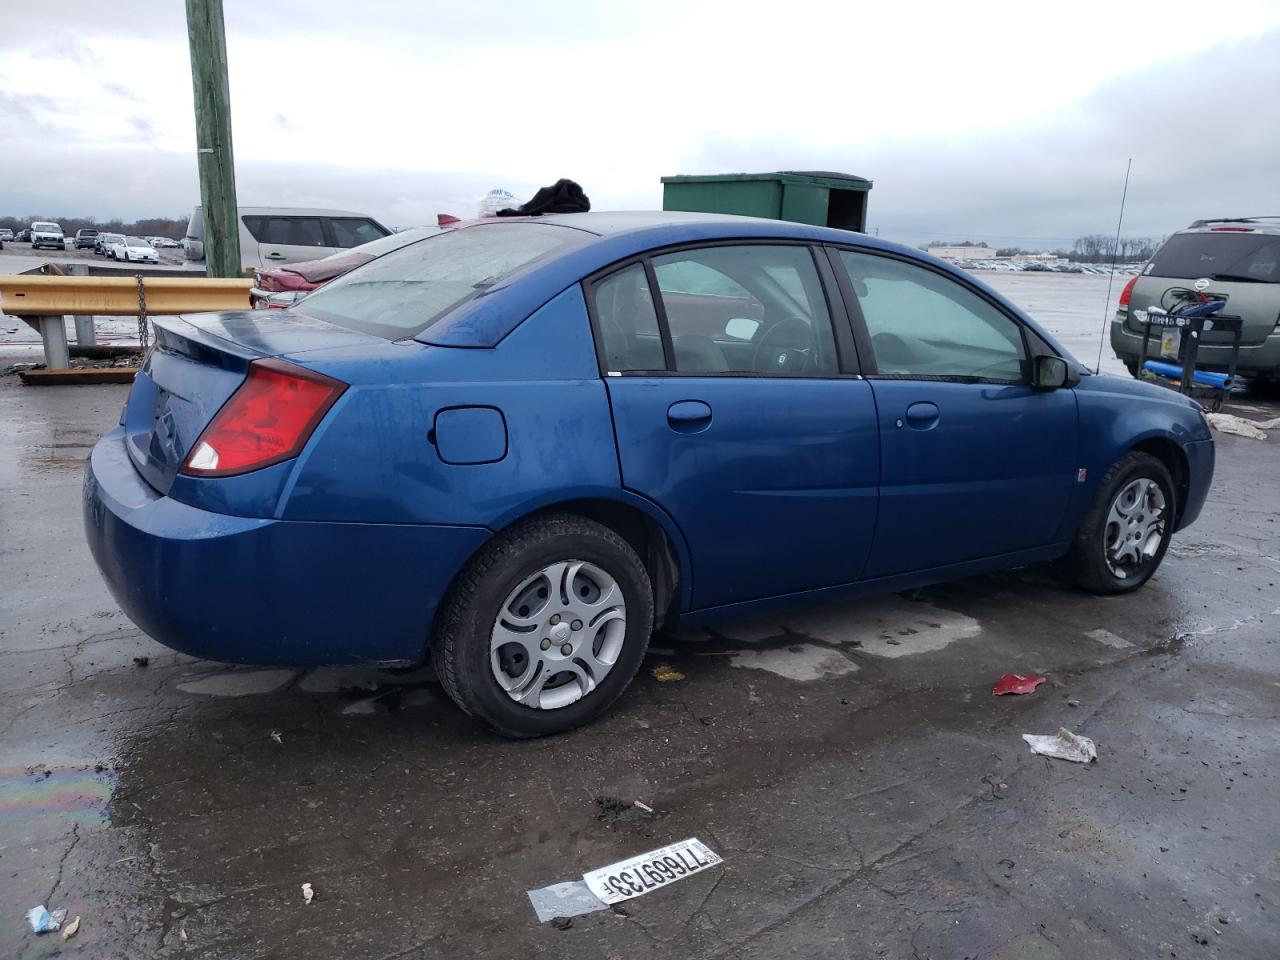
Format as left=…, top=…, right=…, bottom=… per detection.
left=2, top=311, right=1279, bottom=957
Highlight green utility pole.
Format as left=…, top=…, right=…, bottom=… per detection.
left=184, top=0, right=241, bottom=277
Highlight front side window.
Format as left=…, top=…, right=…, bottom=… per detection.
left=329, top=217, right=389, bottom=248
left=649, top=245, right=839, bottom=376
left=837, top=250, right=1026, bottom=381
left=242, top=215, right=326, bottom=247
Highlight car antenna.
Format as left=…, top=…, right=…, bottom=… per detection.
left=1095, top=158, right=1133, bottom=374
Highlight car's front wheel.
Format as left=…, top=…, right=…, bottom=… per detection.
left=1066, top=451, right=1176, bottom=594
left=433, top=513, right=653, bottom=738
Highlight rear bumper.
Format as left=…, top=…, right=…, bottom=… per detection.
left=1176, top=438, right=1215, bottom=532
left=1111, top=319, right=1280, bottom=377
left=84, top=427, right=490, bottom=665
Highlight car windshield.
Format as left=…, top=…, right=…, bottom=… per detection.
left=33, top=223, right=60, bottom=232
left=127, top=238, right=150, bottom=247
left=1147, top=231, right=1280, bottom=284
left=299, top=222, right=589, bottom=340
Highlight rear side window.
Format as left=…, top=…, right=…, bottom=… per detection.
left=1148, top=232, right=1280, bottom=283
left=595, top=264, right=665, bottom=372
left=242, top=215, right=326, bottom=247
left=299, top=222, right=587, bottom=340
left=329, top=217, right=389, bottom=248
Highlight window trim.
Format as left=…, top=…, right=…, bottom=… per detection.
left=824, top=244, right=1046, bottom=386
left=582, top=238, right=862, bottom=380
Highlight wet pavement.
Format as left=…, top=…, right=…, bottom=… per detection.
left=2, top=317, right=1279, bottom=958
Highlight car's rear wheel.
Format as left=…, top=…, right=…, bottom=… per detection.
left=433, top=513, right=653, bottom=738
left=1065, top=451, right=1175, bottom=594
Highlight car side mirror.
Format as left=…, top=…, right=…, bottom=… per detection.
left=1034, top=355, right=1075, bottom=389
left=724, top=317, right=759, bottom=340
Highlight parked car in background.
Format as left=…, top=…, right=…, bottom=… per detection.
left=1112, top=216, right=1280, bottom=386
left=16, top=229, right=32, bottom=242
left=30, top=222, right=65, bottom=250
left=97, top=233, right=125, bottom=257
left=182, top=205, right=391, bottom=273
left=84, top=212, right=1214, bottom=737
left=75, top=229, right=99, bottom=250
left=112, top=237, right=159, bottom=264
left=251, top=224, right=443, bottom=308
left=0, top=229, right=14, bottom=241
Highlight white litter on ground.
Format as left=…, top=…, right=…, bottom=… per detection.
left=1022, top=727, right=1098, bottom=763
left=1204, top=413, right=1269, bottom=440
left=1085, top=628, right=1133, bottom=649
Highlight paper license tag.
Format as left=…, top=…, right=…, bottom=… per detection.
left=582, top=837, right=722, bottom=905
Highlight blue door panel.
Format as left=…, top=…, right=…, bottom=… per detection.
left=606, top=377, right=880, bottom=608
left=865, top=380, right=1077, bottom=578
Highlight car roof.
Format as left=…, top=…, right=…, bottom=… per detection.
left=402, top=212, right=1073, bottom=362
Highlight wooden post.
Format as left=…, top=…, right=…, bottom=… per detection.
left=184, top=0, right=241, bottom=278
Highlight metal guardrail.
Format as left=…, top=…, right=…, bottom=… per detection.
left=0, top=272, right=253, bottom=375
left=0, top=275, right=252, bottom=316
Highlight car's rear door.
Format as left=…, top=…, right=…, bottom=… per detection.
left=829, top=246, right=1078, bottom=579
left=243, top=214, right=335, bottom=268
left=592, top=242, right=880, bottom=611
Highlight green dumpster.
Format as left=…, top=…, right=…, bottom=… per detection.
left=660, top=171, right=872, bottom=231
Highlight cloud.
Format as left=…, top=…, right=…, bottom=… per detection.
left=274, top=113, right=294, bottom=133
left=105, top=83, right=144, bottom=103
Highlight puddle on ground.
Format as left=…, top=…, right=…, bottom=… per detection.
left=677, top=595, right=982, bottom=680
left=176, top=669, right=295, bottom=696
left=729, top=644, right=859, bottom=681
left=0, top=764, right=117, bottom=838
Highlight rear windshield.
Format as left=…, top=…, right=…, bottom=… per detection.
left=1147, top=231, right=1280, bottom=283
left=298, top=222, right=589, bottom=340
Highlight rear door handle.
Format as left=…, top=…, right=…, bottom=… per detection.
left=667, top=400, right=712, bottom=433
left=903, top=401, right=940, bottom=430
left=266, top=252, right=285, bottom=260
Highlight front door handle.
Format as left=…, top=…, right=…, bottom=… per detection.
left=903, top=401, right=940, bottom=430
left=266, top=252, right=286, bottom=260
left=667, top=400, right=712, bottom=434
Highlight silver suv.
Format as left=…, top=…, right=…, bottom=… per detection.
left=1111, top=217, right=1280, bottom=385
left=182, top=205, right=390, bottom=273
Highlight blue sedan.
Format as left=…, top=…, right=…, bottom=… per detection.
left=84, top=212, right=1214, bottom=736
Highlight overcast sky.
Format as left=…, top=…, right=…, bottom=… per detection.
left=2, top=1, right=1278, bottom=248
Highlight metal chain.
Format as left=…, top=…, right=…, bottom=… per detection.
left=135, top=274, right=150, bottom=351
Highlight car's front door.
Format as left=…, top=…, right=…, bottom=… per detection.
left=592, top=244, right=880, bottom=611
left=830, top=247, right=1079, bottom=579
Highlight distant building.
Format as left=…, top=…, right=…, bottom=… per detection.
left=927, top=244, right=996, bottom=262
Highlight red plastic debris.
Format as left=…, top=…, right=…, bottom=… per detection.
left=992, top=674, right=1046, bottom=696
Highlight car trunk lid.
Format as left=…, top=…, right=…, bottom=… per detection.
left=123, top=311, right=381, bottom=494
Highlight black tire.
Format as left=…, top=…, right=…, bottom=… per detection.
left=1123, top=358, right=1139, bottom=378
left=1065, top=451, right=1176, bottom=595
left=432, top=513, right=653, bottom=738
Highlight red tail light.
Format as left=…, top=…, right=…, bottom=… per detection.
left=1118, top=275, right=1138, bottom=307
left=1210, top=226, right=1254, bottom=232
left=181, top=359, right=346, bottom=477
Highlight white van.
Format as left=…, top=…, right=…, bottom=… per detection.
left=182, top=206, right=391, bottom=273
